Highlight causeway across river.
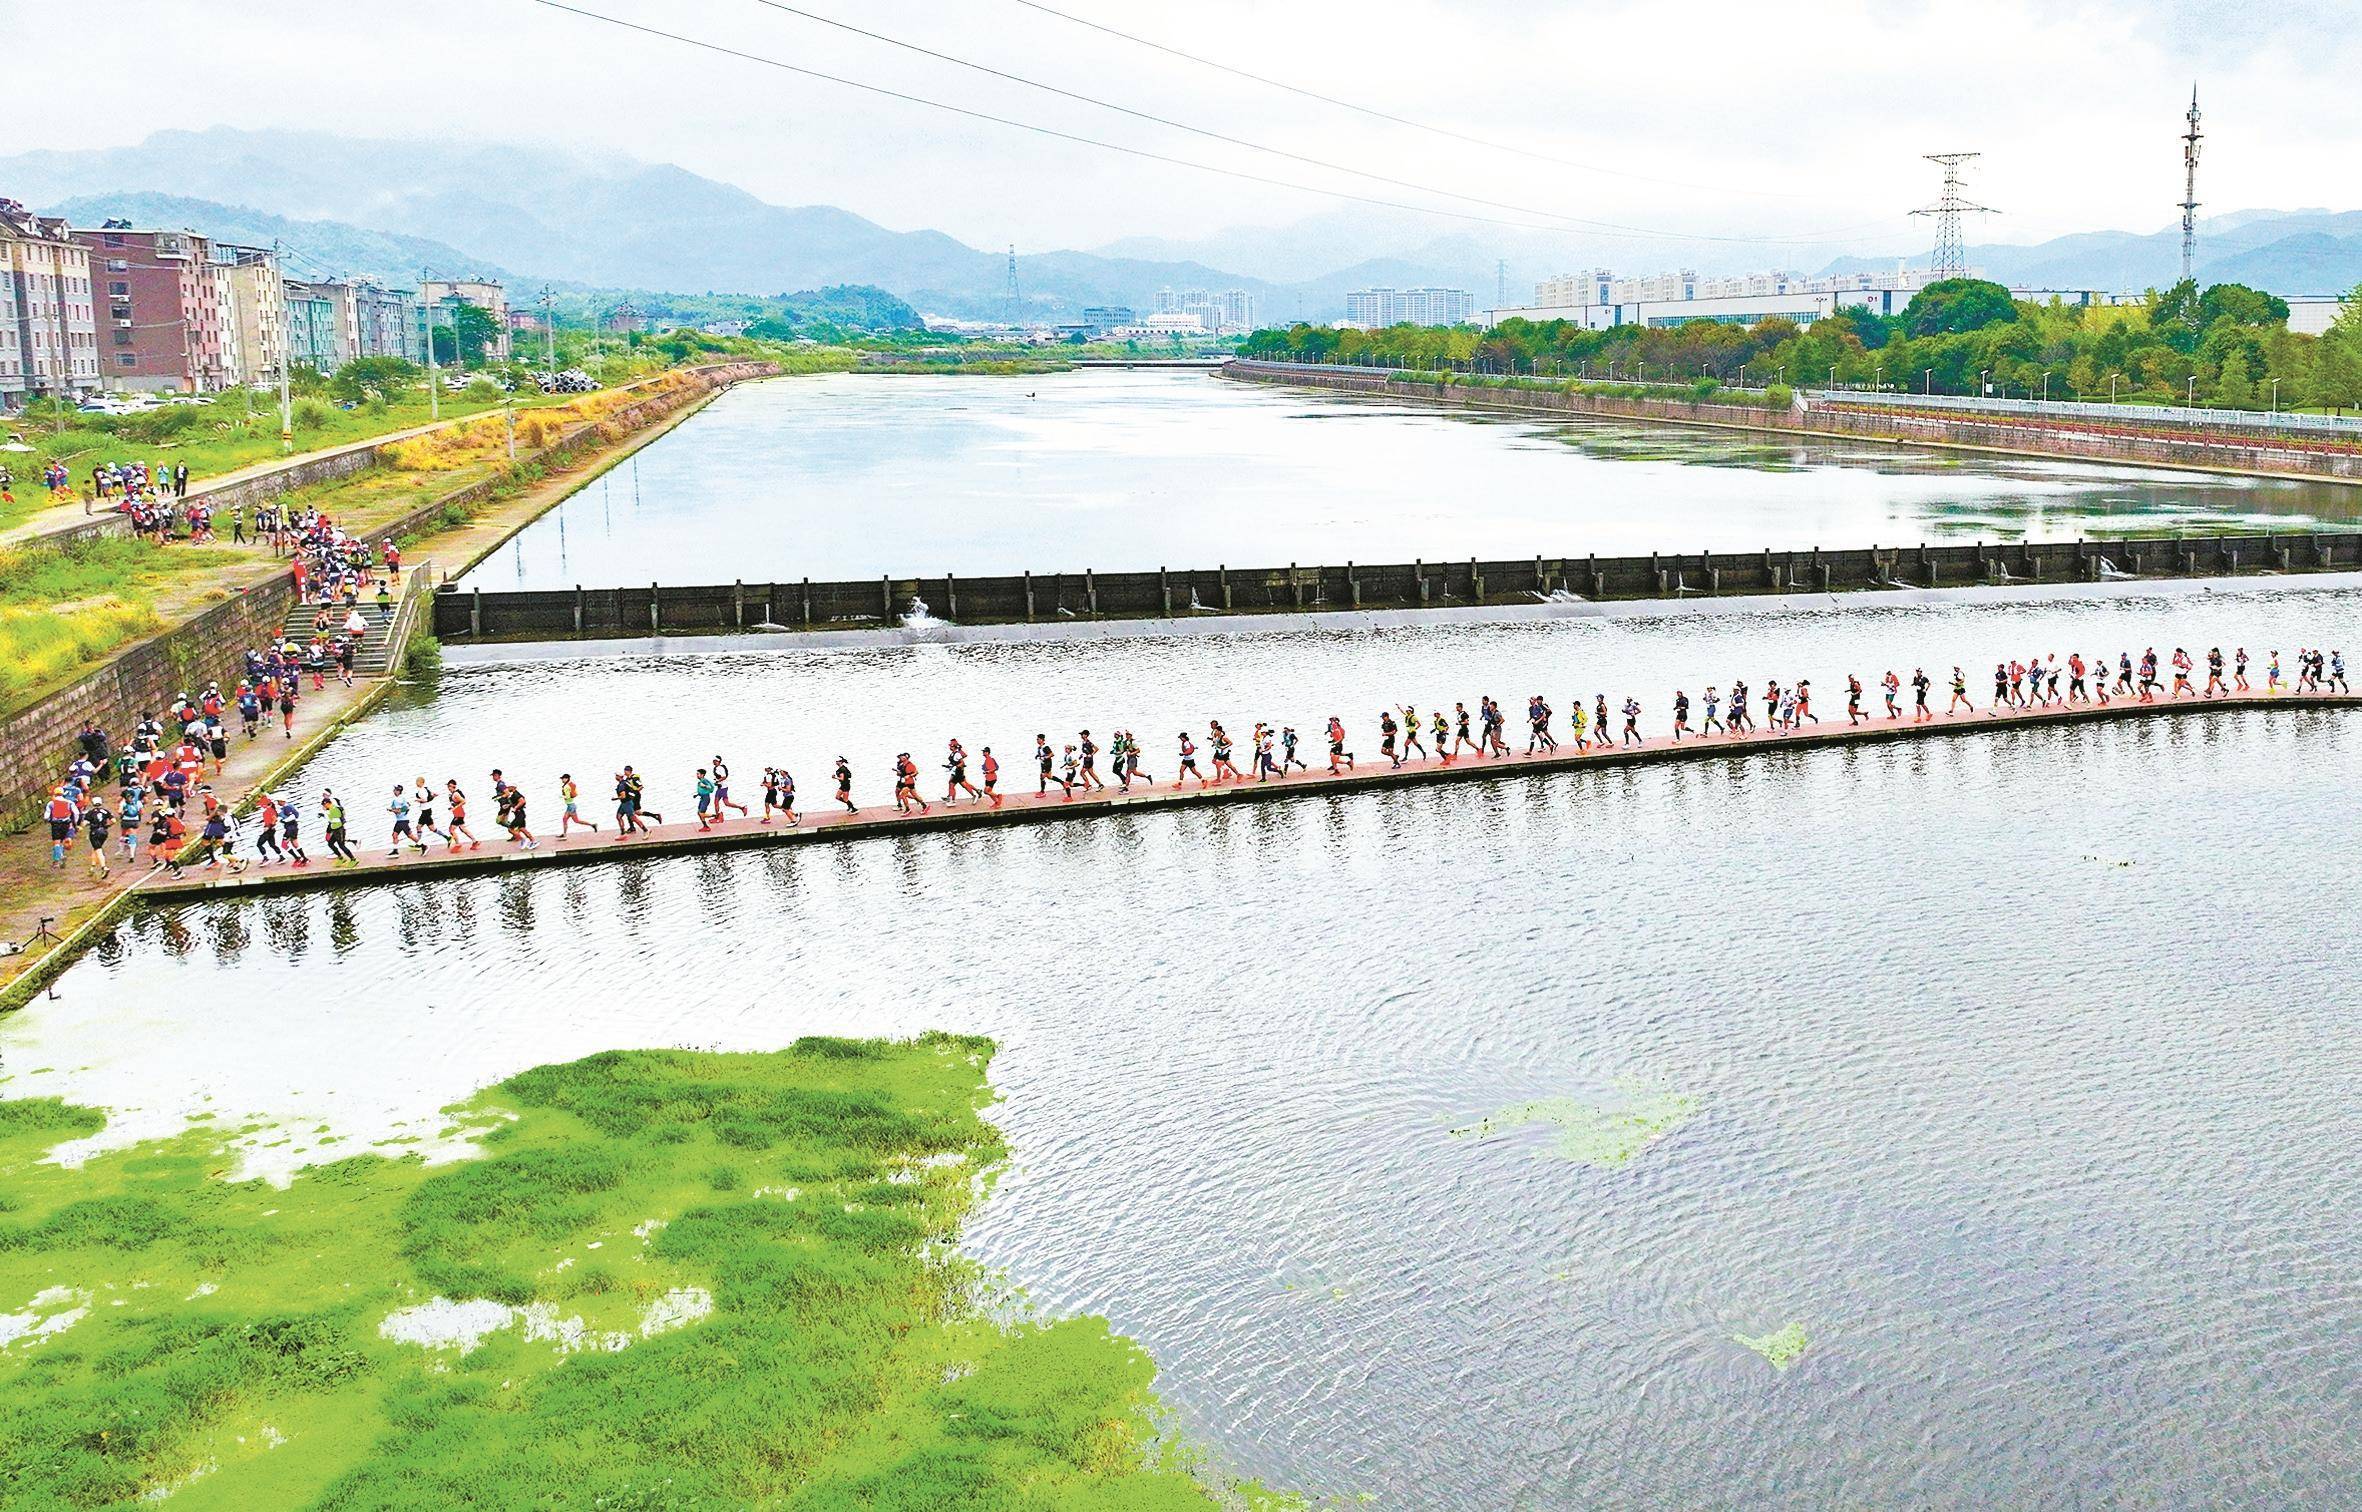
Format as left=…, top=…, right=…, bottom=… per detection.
left=138, top=687, right=2359, bottom=900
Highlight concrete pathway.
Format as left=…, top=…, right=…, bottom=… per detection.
left=137, top=687, right=2359, bottom=900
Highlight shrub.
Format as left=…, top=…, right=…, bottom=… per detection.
left=402, top=632, right=442, bottom=678
left=292, top=399, right=332, bottom=433
left=1765, top=383, right=1795, bottom=409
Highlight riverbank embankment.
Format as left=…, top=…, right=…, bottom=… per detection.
left=1222, top=360, right=2362, bottom=484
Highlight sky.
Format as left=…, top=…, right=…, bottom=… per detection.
left=4, top=0, right=2358, bottom=257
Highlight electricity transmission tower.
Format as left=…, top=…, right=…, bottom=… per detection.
left=1003, top=245, right=1022, bottom=329
left=2180, top=86, right=2203, bottom=285
left=1910, top=153, right=1996, bottom=280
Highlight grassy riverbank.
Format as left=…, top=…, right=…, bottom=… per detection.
left=0, top=1036, right=1282, bottom=1508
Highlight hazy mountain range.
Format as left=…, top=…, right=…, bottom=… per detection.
left=6, top=128, right=2357, bottom=325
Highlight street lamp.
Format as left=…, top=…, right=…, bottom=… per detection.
left=1738, top=363, right=1748, bottom=388
left=2041, top=370, right=2052, bottom=403
left=2270, top=377, right=2281, bottom=415
left=1979, top=368, right=1990, bottom=398
left=2187, top=374, right=2197, bottom=407
left=1924, top=368, right=1933, bottom=395
left=1829, top=363, right=1838, bottom=390
left=1873, top=363, right=1882, bottom=393
left=2110, top=372, right=2121, bottom=403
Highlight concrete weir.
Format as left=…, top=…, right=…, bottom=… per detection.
left=138, top=688, right=2356, bottom=901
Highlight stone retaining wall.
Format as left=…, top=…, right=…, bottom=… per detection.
left=1223, top=361, right=2362, bottom=482
left=0, top=362, right=774, bottom=828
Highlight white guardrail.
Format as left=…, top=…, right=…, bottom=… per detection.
left=1807, top=388, right=2362, bottom=436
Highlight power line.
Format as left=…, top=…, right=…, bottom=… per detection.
left=532, top=0, right=1899, bottom=249
left=743, top=0, right=1841, bottom=243
left=1007, top=0, right=1818, bottom=202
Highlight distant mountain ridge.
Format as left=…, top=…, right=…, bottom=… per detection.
left=8, top=129, right=2356, bottom=321
left=0, top=127, right=1419, bottom=321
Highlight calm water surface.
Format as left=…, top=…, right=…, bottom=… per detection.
left=461, top=371, right=2362, bottom=588
left=11, top=587, right=2362, bottom=1506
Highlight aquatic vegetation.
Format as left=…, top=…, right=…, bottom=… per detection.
left=1733, top=1322, right=1810, bottom=1370
left=0, top=1040, right=1287, bottom=1508
left=1452, top=1080, right=1698, bottom=1167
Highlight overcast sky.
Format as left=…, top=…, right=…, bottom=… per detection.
left=6, top=0, right=2357, bottom=255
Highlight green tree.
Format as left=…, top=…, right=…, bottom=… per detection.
left=2197, top=282, right=2291, bottom=328
left=2313, top=285, right=2362, bottom=411
left=429, top=302, right=501, bottom=365
left=2213, top=350, right=2255, bottom=406
left=328, top=355, right=420, bottom=402
left=1898, top=278, right=2017, bottom=338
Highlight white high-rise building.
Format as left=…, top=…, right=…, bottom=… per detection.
left=1344, top=287, right=1474, bottom=328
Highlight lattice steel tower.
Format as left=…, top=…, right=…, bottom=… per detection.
left=1003, top=244, right=1022, bottom=327
left=2180, top=86, right=2203, bottom=284
left=1911, top=152, right=1995, bottom=280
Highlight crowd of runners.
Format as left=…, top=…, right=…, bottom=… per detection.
left=36, top=639, right=2347, bottom=879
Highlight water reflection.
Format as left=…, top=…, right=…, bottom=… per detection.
left=463, top=372, right=2357, bottom=588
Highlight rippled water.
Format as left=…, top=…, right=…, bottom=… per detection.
left=13, top=586, right=2362, bottom=1506
left=461, top=371, right=2361, bottom=588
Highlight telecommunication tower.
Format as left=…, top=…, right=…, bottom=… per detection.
left=1910, top=152, right=1996, bottom=280
left=1003, top=245, right=1022, bottom=328
left=2180, top=86, right=2203, bottom=285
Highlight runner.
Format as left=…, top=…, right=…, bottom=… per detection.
left=1175, top=730, right=1205, bottom=789
left=497, top=778, right=538, bottom=849
left=1883, top=670, right=1902, bottom=720
left=1210, top=722, right=1242, bottom=783
left=1280, top=725, right=1307, bottom=773
left=277, top=790, right=308, bottom=866
left=693, top=768, right=719, bottom=830
left=1847, top=674, right=1866, bottom=726
left=1621, top=696, right=1642, bottom=747
left=448, top=780, right=481, bottom=849
left=2234, top=647, right=2251, bottom=691
left=1077, top=731, right=1105, bottom=791
left=711, top=756, right=750, bottom=819
left=1671, top=690, right=1691, bottom=741
left=1948, top=666, right=1972, bottom=716
left=386, top=783, right=425, bottom=858
left=1401, top=706, right=1428, bottom=762
left=557, top=773, right=595, bottom=838
left=1701, top=686, right=1724, bottom=737
left=1381, top=708, right=1402, bottom=767
left=1325, top=715, right=1355, bottom=774
left=2170, top=648, right=2196, bottom=699
left=320, top=790, right=356, bottom=864
left=944, top=740, right=982, bottom=803
left=1036, top=734, right=1055, bottom=797
left=836, top=757, right=857, bottom=813
left=413, top=778, right=449, bottom=847
left=979, top=747, right=1002, bottom=809
left=1451, top=703, right=1476, bottom=757
left=82, top=797, right=112, bottom=879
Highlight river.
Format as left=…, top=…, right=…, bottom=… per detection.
left=14, top=577, right=2362, bottom=1505
left=460, top=371, right=2362, bottom=588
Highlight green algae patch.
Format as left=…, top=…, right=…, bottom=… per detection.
left=0, top=1036, right=1291, bottom=1509
left=1451, top=1080, right=1698, bottom=1167
left=1734, top=1322, right=1810, bottom=1370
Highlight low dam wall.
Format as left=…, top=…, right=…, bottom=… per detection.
left=433, top=530, right=2362, bottom=643
left=1223, top=360, right=2362, bottom=483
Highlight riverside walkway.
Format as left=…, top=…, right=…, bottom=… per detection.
left=139, top=687, right=2357, bottom=900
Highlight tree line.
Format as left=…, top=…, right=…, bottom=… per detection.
left=1241, top=278, right=2362, bottom=411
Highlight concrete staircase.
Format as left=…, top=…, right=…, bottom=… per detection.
left=274, top=594, right=405, bottom=676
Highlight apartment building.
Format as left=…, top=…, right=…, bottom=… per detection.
left=1343, top=287, right=1475, bottom=328
left=0, top=199, right=100, bottom=404
left=351, top=281, right=418, bottom=362
left=214, top=244, right=288, bottom=387
left=419, top=277, right=510, bottom=360
left=73, top=220, right=231, bottom=392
